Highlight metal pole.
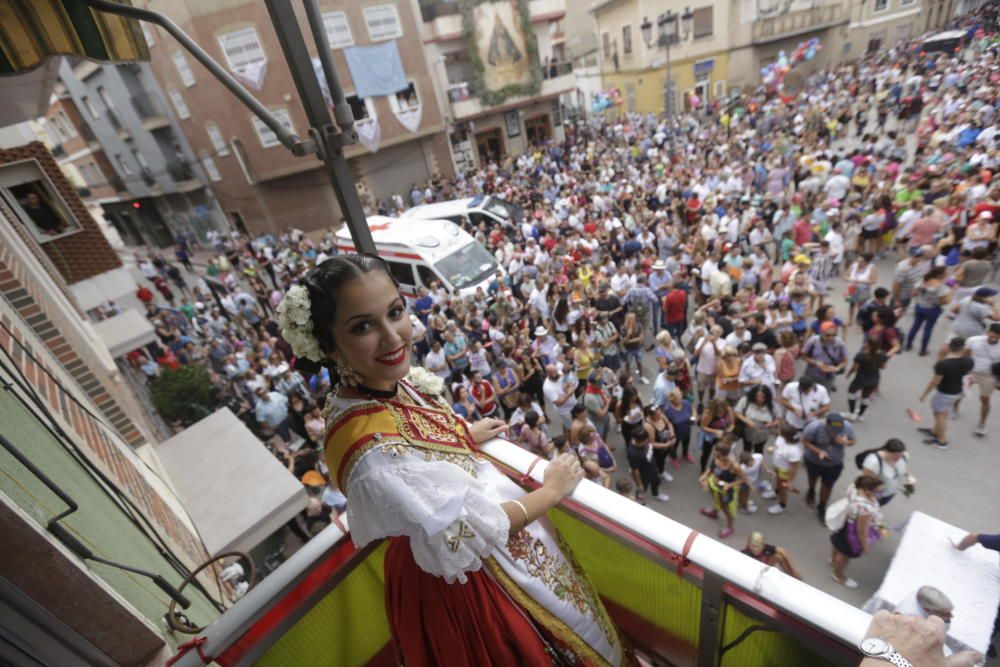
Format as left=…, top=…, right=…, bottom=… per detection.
left=84, top=0, right=312, bottom=155
left=665, top=36, right=675, bottom=163
left=262, top=0, right=376, bottom=255
left=301, top=0, right=356, bottom=134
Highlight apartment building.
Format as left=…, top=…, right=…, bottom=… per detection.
left=416, top=0, right=575, bottom=170
left=53, top=58, right=225, bottom=249
left=591, top=0, right=732, bottom=114
left=137, top=0, right=452, bottom=236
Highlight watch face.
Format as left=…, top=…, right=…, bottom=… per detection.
left=861, top=637, right=890, bottom=656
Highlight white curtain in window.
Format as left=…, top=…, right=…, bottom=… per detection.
left=356, top=116, right=381, bottom=153
left=234, top=60, right=268, bottom=91
left=394, top=102, right=421, bottom=133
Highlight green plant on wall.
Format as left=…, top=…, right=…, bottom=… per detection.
left=150, top=365, right=219, bottom=427
left=459, top=0, right=541, bottom=106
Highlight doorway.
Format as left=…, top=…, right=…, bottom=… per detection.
left=524, top=115, right=551, bottom=146
left=475, top=128, right=504, bottom=165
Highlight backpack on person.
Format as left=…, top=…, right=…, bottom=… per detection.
left=854, top=448, right=882, bottom=472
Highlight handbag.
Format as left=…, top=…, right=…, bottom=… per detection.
left=597, top=444, right=615, bottom=469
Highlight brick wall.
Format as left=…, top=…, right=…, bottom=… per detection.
left=0, top=142, right=122, bottom=284
left=0, top=193, right=149, bottom=446
left=0, top=307, right=208, bottom=567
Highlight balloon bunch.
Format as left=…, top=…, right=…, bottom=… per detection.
left=590, top=88, right=624, bottom=114
left=759, top=37, right=822, bottom=94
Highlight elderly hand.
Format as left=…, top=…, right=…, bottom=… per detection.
left=862, top=610, right=983, bottom=667
left=468, top=418, right=509, bottom=445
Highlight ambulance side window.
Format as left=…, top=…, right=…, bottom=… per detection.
left=416, top=265, right=438, bottom=288
left=386, top=261, right=415, bottom=288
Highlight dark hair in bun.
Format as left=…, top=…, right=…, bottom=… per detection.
left=293, top=254, right=398, bottom=373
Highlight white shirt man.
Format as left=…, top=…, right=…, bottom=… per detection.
left=543, top=367, right=578, bottom=430
left=780, top=379, right=831, bottom=430
left=966, top=326, right=1000, bottom=435
left=739, top=346, right=778, bottom=392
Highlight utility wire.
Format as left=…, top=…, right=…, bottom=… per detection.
left=0, top=320, right=225, bottom=613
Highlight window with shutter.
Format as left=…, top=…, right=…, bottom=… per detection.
left=202, top=155, right=222, bottom=182
left=693, top=6, right=713, bottom=38
left=173, top=51, right=196, bottom=86
left=207, top=125, right=230, bottom=156
left=363, top=5, right=402, bottom=41
left=322, top=11, right=354, bottom=48
left=218, top=27, right=267, bottom=73
left=251, top=108, right=295, bottom=148
left=168, top=89, right=191, bottom=119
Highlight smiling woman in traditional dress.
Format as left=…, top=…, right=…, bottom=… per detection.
left=278, top=254, right=632, bottom=667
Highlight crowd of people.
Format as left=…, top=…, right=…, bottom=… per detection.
left=124, top=9, right=999, bottom=599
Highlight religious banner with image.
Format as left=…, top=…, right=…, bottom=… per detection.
left=461, top=0, right=540, bottom=106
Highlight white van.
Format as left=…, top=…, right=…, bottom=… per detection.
left=334, top=216, right=501, bottom=297
left=400, top=195, right=523, bottom=229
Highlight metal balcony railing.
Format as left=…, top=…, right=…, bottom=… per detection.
left=110, top=175, right=127, bottom=192
left=106, top=108, right=124, bottom=131
left=80, top=123, right=97, bottom=143
left=140, top=167, right=156, bottom=186
left=752, top=3, right=845, bottom=43
left=168, top=438, right=870, bottom=667
left=167, top=162, right=195, bottom=182
left=76, top=186, right=92, bottom=198
left=51, top=145, right=66, bottom=157
left=418, top=0, right=459, bottom=22
left=131, top=91, right=167, bottom=120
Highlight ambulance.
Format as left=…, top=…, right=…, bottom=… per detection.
left=400, top=195, right=523, bottom=229
left=334, top=216, right=501, bottom=297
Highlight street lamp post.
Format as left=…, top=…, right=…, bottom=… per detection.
left=640, top=7, right=694, bottom=117
left=641, top=8, right=693, bottom=160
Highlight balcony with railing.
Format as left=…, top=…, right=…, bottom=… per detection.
left=422, top=0, right=565, bottom=39
left=167, top=161, right=203, bottom=193
left=167, top=438, right=870, bottom=667
left=450, top=62, right=576, bottom=121
left=752, top=2, right=846, bottom=44
left=106, top=108, right=131, bottom=140
left=110, top=174, right=127, bottom=193
left=131, top=91, right=170, bottom=131
left=80, top=122, right=99, bottom=149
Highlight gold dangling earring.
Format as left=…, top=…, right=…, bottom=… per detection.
left=335, top=357, right=360, bottom=387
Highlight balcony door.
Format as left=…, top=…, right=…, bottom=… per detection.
left=524, top=115, right=551, bottom=146
left=475, top=128, right=504, bottom=165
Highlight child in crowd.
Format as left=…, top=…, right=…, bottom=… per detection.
left=699, top=438, right=748, bottom=539
left=738, top=449, right=768, bottom=515
left=764, top=424, right=803, bottom=515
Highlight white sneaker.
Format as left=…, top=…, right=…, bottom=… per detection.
left=660, top=470, right=674, bottom=482
left=760, top=489, right=778, bottom=499
left=653, top=493, right=670, bottom=502
left=831, top=573, right=859, bottom=589
left=767, top=504, right=786, bottom=515
left=746, top=501, right=758, bottom=512
left=843, top=412, right=856, bottom=422
left=975, top=424, right=988, bottom=437
left=856, top=412, right=865, bottom=422
left=640, top=376, right=650, bottom=385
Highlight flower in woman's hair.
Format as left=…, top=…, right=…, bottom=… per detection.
left=406, top=366, right=445, bottom=396
left=277, top=284, right=325, bottom=363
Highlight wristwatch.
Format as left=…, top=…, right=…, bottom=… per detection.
left=860, top=637, right=914, bottom=667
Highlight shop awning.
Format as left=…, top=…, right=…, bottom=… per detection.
left=91, top=308, right=156, bottom=358
left=0, top=0, right=149, bottom=74
left=156, top=409, right=307, bottom=557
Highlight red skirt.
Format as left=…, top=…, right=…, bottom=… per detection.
left=384, top=537, right=569, bottom=666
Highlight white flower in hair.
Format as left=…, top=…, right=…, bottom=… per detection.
left=405, top=366, right=445, bottom=396
left=277, top=284, right=326, bottom=363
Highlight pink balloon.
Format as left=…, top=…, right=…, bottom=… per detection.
left=690, top=94, right=701, bottom=106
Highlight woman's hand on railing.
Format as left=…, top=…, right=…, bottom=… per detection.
left=543, top=453, right=585, bottom=501
left=469, top=418, right=508, bottom=445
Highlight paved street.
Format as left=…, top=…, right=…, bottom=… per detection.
left=618, top=258, right=1000, bottom=618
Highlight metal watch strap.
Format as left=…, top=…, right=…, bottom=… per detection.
left=886, top=650, right=913, bottom=667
